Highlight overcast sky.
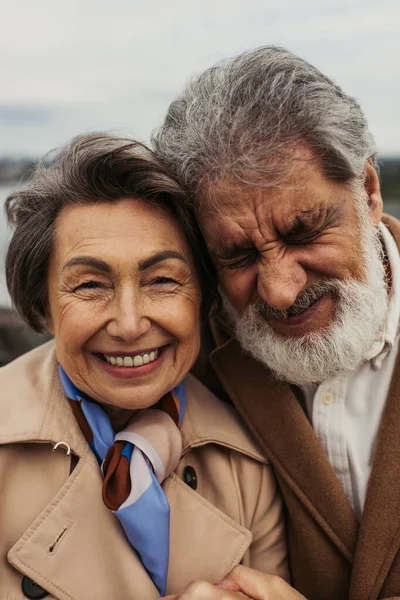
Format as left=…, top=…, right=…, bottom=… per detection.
left=1, top=0, right=400, bottom=157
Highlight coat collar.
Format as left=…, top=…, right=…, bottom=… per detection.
left=0, top=340, right=88, bottom=457
left=183, top=372, right=266, bottom=462
left=0, top=339, right=266, bottom=464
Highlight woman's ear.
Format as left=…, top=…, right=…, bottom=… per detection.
left=364, top=160, right=383, bottom=225
left=45, top=313, right=55, bottom=335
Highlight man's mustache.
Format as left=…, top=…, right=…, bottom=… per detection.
left=254, top=281, right=340, bottom=320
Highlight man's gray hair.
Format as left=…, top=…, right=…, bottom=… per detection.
left=153, top=46, right=376, bottom=200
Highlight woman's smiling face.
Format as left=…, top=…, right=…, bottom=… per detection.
left=47, top=198, right=201, bottom=410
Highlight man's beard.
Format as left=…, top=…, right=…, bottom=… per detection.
left=223, top=198, right=389, bottom=386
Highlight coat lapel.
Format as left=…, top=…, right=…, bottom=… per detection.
left=348, top=214, right=400, bottom=600
left=8, top=447, right=160, bottom=600
left=350, top=346, right=400, bottom=600
left=211, top=338, right=358, bottom=562
left=165, top=473, right=252, bottom=594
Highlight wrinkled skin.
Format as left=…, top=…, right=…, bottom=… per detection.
left=46, top=198, right=201, bottom=426
left=198, top=152, right=383, bottom=338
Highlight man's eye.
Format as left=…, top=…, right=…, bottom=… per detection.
left=283, top=229, right=322, bottom=245
left=220, top=252, right=258, bottom=270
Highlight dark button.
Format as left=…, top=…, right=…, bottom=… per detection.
left=183, top=465, right=197, bottom=490
left=21, top=576, right=49, bottom=599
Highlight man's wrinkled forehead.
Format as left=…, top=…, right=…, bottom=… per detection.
left=198, top=162, right=324, bottom=231
left=197, top=146, right=320, bottom=217
left=199, top=183, right=259, bottom=219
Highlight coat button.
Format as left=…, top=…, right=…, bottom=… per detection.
left=21, top=576, right=49, bottom=599
left=183, top=465, right=197, bottom=490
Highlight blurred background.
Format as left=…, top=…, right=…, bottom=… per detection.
left=1, top=0, right=400, bottom=362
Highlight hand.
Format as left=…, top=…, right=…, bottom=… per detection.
left=220, top=565, right=306, bottom=599
left=162, top=579, right=250, bottom=599
left=162, top=565, right=306, bottom=599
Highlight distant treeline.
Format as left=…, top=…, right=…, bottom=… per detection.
left=1, top=155, right=400, bottom=199
left=0, top=158, right=36, bottom=184
left=378, top=157, right=400, bottom=200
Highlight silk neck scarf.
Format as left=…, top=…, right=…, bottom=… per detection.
left=58, top=365, right=186, bottom=596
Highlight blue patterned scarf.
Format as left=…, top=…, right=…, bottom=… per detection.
left=59, top=365, right=186, bottom=595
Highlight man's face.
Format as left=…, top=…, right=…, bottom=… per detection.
left=198, top=151, right=387, bottom=384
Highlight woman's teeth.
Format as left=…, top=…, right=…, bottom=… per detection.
left=103, top=350, right=159, bottom=367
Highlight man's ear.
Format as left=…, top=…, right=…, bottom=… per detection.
left=364, top=160, right=383, bottom=225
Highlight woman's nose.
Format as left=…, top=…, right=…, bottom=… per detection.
left=256, top=258, right=307, bottom=310
left=105, top=293, right=151, bottom=341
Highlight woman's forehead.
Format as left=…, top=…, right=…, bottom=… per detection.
left=51, top=199, right=193, bottom=265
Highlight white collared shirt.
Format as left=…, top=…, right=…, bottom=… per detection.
left=301, top=223, right=400, bottom=520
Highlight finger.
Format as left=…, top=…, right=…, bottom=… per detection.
left=221, top=565, right=305, bottom=600
left=177, top=580, right=250, bottom=599
left=220, top=565, right=272, bottom=596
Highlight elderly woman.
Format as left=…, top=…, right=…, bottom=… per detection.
left=0, top=134, right=287, bottom=600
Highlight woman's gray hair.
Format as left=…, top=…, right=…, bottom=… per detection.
left=153, top=45, right=376, bottom=201
left=5, top=133, right=217, bottom=332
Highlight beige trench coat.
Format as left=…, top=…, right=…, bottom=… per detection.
left=0, top=341, right=288, bottom=600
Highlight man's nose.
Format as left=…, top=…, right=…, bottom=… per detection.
left=106, top=292, right=151, bottom=341
left=256, top=259, right=307, bottom=310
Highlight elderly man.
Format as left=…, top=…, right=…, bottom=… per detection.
left=154, top=47, right=400, bottom=600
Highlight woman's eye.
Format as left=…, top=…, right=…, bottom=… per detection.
left=153, top=276, right=177, bottom=285
left=75, top=281, right=102, bottom=291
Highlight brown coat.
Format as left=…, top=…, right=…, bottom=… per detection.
left=0, top=341, right=287, bottom=600
left=192, top=214, right=400, bottom=600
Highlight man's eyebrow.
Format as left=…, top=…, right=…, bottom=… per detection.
left=214, top=242, right=254, bottom=260
left=282, top=208, right=329, bottom=236
left=214, top=208, right=331, bottom=258
left=62, top=257, right=112, bottom=273
left=138, top=250, right=188, bottom=271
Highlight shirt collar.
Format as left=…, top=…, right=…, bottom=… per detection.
left=365, top=221, right=400, bottom=368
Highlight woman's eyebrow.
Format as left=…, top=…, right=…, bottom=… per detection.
left=62, top=257, right=111, bottom=273
left=61, top=251, right=187, bottom=273
left=138, top=251, right=187, bottom=271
